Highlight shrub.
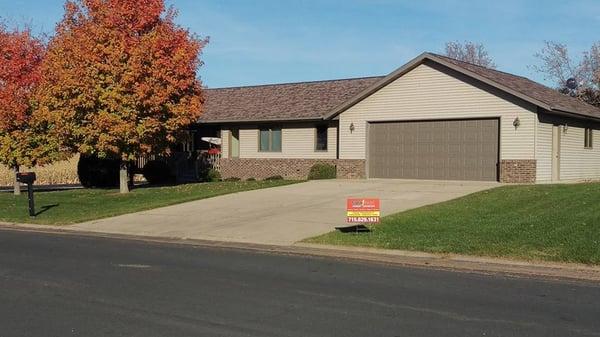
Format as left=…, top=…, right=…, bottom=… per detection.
left=199, top=168, right=222, bottom=182
left=265, top=175, right=284, bottom=181
left=308, top=163, right=337, bottom=180
left=223, top=177, right=241, bottom=182
left=77, top=154, right=120, bottom=188
left=246, top=177, right=256, bottom=181
left=142, top=160, right=175, bottom=185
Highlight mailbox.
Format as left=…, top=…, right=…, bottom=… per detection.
left=16, top=172, right=36, bottom=217
left=16, top=172, right=36, bottom=184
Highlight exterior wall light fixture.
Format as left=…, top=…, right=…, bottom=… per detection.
left=349, top=123, right=355, bottom=133
left=563, top=124, right=569, bottom=133
left=513, top=117, right=520, bottom=129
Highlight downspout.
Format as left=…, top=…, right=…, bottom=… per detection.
left=336, top=121, right=340, bottom=160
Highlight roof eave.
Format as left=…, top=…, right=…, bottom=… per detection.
left=197, top=116, right=324, bottom=125
left=426, top=54, right=554, bottom=111
left=549, top=108, right=600, bottom=122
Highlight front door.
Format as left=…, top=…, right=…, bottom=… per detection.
left=552, top=125, right=561, bottom=182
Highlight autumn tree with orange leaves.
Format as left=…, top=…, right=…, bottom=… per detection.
left=0, top=24, right=51, bottom=195
left=37, top=0, right=206, bottom=193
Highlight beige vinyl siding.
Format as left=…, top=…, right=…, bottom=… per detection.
left=559, top=126, right=600, bottom=181
left=223, top=123, right=337, bottom=159
left=221, top=129, right=230, bottom=158
left=338, top=64, right=537, bottom=160
left=536, top=121, right=553, bottom=182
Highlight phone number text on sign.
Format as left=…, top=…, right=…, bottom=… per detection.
left=346, top=198, right=380, bottom=224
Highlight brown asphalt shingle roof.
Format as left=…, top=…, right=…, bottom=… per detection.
left=199, top=76, right=384, bottom=123
left=430, top=53, right=600, bottom=119
left=199, top=52, right=600, bottom=124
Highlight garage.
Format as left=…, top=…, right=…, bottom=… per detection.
left=368, top=119, right=499, bottom=181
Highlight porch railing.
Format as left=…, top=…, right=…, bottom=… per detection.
left=134, top=151, right=221, bottom=182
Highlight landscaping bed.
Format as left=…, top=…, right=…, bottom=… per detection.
left=1, top=180, right=297, bottom=225
left=306, top=183, right=600, bottom=265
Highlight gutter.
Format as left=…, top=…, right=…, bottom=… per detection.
left=197, top=117, right=325, bottom=125
left=548, top=108, right=600, bottom=123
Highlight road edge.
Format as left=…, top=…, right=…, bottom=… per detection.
left=0, top=222, right=599, bottom=283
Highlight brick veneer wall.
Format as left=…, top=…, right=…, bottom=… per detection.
left=500, top=159, right=536, bottom=183
left=219, top=158, right=366, bottom=180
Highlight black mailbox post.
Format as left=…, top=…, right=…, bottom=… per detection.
left=16, top=172, right=37, bottom=217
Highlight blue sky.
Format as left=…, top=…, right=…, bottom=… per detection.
left=1, top=0, right=599, bottom=88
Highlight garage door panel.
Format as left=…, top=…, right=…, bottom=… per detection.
left=448, top=131, right=462, bottom=142
left=368, top=119, right=499, bottom=181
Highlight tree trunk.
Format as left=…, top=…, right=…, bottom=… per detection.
left=119, top=160, right=130, bottom=194
left=13, top=165, right=21, bottom=196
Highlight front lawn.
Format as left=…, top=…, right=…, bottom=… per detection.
left=307, top=183, right=600, bottom=265
left=1, top=180, right=298, bottom=225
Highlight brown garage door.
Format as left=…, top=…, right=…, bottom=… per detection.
left=368, top=119, right=499, bottom=181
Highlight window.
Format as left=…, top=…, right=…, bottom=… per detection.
left=259, top=127, right=282, bottom=152
left=315, top=125, right=328, bottom=151
left=585, top=128, right=593, bottom=149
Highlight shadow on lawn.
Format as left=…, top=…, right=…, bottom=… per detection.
left=35, top=204, right=59, bottom=217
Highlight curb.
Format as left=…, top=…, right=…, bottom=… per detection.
left=294, top=243, right=600, bottom=283
left=0, top=223, right=599, bottom=283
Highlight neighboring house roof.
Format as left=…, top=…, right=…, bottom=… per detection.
left=199, top=76, right=384, bottom=123
left=199, top=52, right=600, bottom=124
left=325, top=53, right=600, bottom=120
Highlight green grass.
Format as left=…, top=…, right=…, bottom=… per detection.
left=307, top=183, right=600, bottom=265
left=1, top=180, right=298, bottom=225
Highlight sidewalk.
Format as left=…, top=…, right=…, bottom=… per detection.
left=1, top=222, right=599, bottom=283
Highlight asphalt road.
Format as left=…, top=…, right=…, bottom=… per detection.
left=0, top=230, right=598, bottom=337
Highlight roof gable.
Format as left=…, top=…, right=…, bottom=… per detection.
left=325, top=53, right=600, bottom=121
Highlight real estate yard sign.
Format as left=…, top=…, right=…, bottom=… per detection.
left=347, top=198, right=380, bottom=224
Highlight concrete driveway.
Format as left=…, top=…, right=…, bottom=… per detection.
left=72, top=180, right=498, bottom=245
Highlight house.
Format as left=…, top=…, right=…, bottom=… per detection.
left=197, top=52, right=600, bottom=183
